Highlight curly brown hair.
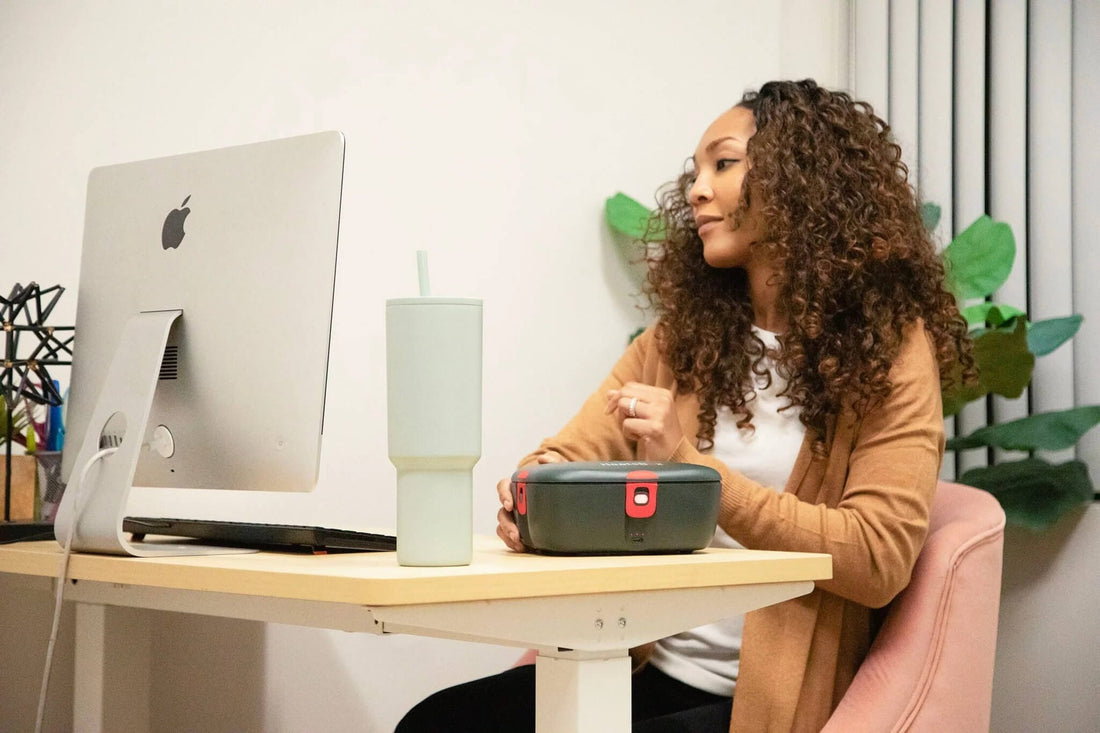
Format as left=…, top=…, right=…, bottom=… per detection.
left=646, top=79, right=973, bottom=451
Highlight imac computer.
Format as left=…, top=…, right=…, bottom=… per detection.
left=55, top=132, right=345, bottom=556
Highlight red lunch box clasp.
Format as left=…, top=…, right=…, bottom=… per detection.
left=625, top=470, right=658, bottom=519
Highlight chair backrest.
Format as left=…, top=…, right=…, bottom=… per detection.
left=822, top=480, right=1006, bottom=733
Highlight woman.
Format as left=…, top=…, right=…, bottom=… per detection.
left=398, top=79, right=973, bottom=733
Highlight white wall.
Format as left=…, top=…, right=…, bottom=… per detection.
left=994, top=506, right=1100, bottom=732
left=0, top=2, right=848, bottom=731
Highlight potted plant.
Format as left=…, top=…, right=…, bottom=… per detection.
left=0, top=281, right=73, bottom=528
left=1, top=394, right=43, bottom=521
left=933, top=205, right=1098, bottom=530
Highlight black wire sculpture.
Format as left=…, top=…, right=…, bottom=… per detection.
left=2, top=282, right=74, bottom=522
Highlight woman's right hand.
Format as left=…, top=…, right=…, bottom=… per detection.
left=496, top=450, right=566, bottom=552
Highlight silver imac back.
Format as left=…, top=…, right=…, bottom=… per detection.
left=58, top=132, right=344, bottom=555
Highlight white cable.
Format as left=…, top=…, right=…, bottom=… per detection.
left=35, top=446, right=118, bottom=733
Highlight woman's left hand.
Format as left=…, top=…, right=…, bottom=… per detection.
left=605, top=383, right=684, bottom=461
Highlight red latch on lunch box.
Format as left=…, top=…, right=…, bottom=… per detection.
left=625, top=470, right=658, bottom=518
left=515, top=470, right=528, bottom=515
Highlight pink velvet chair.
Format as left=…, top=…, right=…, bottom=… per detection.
left=514, top=481, right=1006, bottom=731
left=821, top=480, right=1006, bottom=732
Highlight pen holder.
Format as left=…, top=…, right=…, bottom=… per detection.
left=0, top=451, right=62, bottom=523
left=35, top=451, right=65, bottom=522
left=1, top=454, right=38, bottom=521
left=386, top=297, right=482, bottom=566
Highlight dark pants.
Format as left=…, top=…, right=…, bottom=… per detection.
left=396, top=663, right=732, bottom=733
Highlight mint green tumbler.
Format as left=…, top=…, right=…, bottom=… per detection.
left=386, top=297, right=482, bottom=566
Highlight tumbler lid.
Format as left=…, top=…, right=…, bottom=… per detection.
left=386, top=297, right=482, bottom=307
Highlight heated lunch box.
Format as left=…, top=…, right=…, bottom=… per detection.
left=510, top=461, right=721, bottom=554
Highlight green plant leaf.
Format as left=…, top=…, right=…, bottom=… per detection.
left=943, top=317, right=1034, bottom=415
left=960, top=302, right=1027, bottom=328
left=942, top=215, right=1016, bottom=300
left=973, top=317, right=1034, bottom=399
left=947, top=405, right=1100, bottom=452
left=605, top=193, right=665, bottom=242
left=921, top=202, right=941, bottom=232
left=941, top=371, right=989, bottom=417
left=0, top=395, right=32, bottom=446
left=1026, top=315, right=1083, bottom=357
left=959, top=458, right=1093, bottom=531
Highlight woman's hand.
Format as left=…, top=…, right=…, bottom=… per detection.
left=605, top=383, right=684, bottom=461
left=496, top=450, right=566, bottom=552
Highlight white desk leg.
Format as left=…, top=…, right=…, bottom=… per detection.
left=535, top=651, right=631, bottom=733
left=73, top=604, right=151, bottom=733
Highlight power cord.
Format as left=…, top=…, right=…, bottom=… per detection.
left=35, top=446, right=118, bottom=733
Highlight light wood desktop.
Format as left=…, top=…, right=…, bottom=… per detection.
left=0, top=536, right=831, bottom=733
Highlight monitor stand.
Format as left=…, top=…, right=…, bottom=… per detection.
left=54, top=310, right=253, bottom=557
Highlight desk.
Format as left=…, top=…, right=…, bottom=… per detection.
left=0, top=537, right=831, bottom=733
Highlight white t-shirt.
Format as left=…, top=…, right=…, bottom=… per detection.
left=649, top=326, right=806, bottom=697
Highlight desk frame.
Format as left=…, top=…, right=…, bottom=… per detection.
left=1, top=540, right=831, bottom=733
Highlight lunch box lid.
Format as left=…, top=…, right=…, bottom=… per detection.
left=517, top=461, right=720, bottom=485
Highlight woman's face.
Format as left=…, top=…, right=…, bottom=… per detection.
left=687, top=105, right=763, bottom=268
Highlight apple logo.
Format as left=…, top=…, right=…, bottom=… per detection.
left=161, top=195, right=191, bottom=250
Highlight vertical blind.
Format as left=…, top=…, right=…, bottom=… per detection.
left=849, top=0, right=1093, bottom=483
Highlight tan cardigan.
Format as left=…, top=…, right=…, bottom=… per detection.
left=520, top=323, right=944, bottom=732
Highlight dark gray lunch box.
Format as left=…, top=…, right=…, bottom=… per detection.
left=509, top=461, right=722, bottom=554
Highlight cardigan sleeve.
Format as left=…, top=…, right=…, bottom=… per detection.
left=516, top=328, right=656, bottom=466
left=671, top=323, right=944, bottom=608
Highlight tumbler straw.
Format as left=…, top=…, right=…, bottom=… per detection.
left=416, top=250, right=430, bottom=297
